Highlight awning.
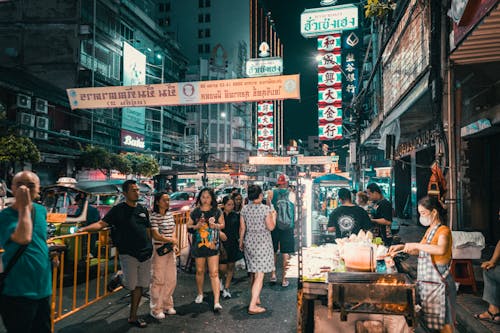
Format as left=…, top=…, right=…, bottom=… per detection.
left=450, top=3, right=500, bottom=65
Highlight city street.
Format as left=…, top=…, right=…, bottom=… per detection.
left=53, top=268, right=298, bottom=333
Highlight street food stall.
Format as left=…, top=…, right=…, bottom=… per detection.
left=306, top=174, right=350, bottom=246
left=291, top=177, right=416, bottom=333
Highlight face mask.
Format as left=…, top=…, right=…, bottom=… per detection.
left=419, top=215, right=431, bottom=226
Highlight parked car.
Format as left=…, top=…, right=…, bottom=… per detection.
left=215, top=186, right=247, bottom=203
left=169, top=191, right=197, bottom=212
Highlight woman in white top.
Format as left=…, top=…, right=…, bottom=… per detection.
left=149, top=192, right=177, bottom=320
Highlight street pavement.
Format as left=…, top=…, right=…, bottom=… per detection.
left=1, top=219, right=498, bottom=332
left=53, top=265, right=298, bottom=333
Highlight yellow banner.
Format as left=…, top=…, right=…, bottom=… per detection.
left=67, top=74, right=300, bottom=110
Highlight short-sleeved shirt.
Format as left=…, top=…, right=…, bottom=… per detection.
left=189, top=207, right=222, bottom=257
left=0, top=203, right=51, bottom=299
left=327, top=205, right=372, bottom=238
left=150, top=211, right=175, bottom=238
left=421, top=225, right=452, bottom=265
left=372, top=198, right=393, bottom=244
left=102, top=202, right=152, bottom=261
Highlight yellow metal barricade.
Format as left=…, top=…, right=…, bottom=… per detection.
left=48, top=210, right=190, bottom=332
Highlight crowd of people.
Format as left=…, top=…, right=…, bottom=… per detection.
left=1, top=173, right=498, bottom=332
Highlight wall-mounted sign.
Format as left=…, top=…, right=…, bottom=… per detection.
left=257, top=102, right=274, bottom=152
left=460, top=118, right=491, bottom=137
left=318, top=34, right=343, bottom=140
left=67, top=74, right=300, bottom=109
left=121, top=129, right=145, bottom=149
left=249, top=155, right=340, bottom=165
left=246, top=57, right=283, bottom=77
left=319, top=123, right=343, bottom=140
left=301, top=4, right=359, bottom=38
left=122, top=42, right=146, bottom=135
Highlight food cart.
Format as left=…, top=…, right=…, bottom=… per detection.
left=292, top=177, right=416, bottom=333
left=306, top=174, right=350, bottom=246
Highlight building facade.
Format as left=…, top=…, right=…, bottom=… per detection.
left=0, top=0, right=188, bottom=185
left=161, top=0, right=253, bottom=173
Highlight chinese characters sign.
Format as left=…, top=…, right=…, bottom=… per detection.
left=318, top=34, right=342, bottom=140
left=342, top=30, right=361, bottom=106
left=257, top=102, right=274, bottom=151
left=301, top=4, right=358, bottom=38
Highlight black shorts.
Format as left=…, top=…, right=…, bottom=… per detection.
left=271, top=227, right=295, bottom=254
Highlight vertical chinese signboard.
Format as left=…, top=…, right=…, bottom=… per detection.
left=318, top=34, right=343, bottom=140
left=342, top=29, right=361, bottom=114
left=257, top=102, right=274, bottom=152
left=301, top=4, right=359, bottom=141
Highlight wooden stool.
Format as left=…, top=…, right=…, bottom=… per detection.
left=450, top=259, right=477, bottom=293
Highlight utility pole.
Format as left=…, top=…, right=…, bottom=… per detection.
left=200, top=128, right=209, bottom=187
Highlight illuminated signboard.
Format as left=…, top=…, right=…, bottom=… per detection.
left=121, top=129, right=145, bottom=149
left=122, top=42, right=146, bottom=135
left=301, top=4, right=358, bottom=38
left=246, top=57, right=283, bottom=77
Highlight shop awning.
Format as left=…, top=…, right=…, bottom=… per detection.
left=450, top=4, right=500, bottom=65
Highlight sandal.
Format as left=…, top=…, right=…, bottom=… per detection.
left=128, top=318, right=147, bottom=328
left=474, top=310, right=500, bottom=324
left=282, top=280, right=290, bottom=288
left=270, top=276, right=277, bottom=283
left=248, top=307, right=267, bottom=315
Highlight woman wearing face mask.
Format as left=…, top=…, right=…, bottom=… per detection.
left=388, top=196, right=455, bottom=333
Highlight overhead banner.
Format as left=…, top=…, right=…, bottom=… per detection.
left=67, top=74, right=300, bottom=110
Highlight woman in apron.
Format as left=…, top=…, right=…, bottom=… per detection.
left=389, top=196, right=456, bottom=332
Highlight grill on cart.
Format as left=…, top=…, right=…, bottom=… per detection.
left=327, top=272, right=417, bottom=326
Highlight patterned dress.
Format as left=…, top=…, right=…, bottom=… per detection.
left=241, top=202, right=274, bottom=273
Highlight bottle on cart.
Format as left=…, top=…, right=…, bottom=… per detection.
left=376, top=257, right=386, bottom=273
left=384, top=256, right=396, bottom=274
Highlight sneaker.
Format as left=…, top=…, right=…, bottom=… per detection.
left=150, top=311, right=165, bottom=320
left=214, top=302, right=223, bottom=312
left=195, top=294, right=204, bottom=304
left=222, top=289, right=232, bottom=299
left=165, top=308, right=176, bottom=315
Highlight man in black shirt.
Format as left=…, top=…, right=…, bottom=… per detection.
left=327, top=188, right=372, bottom=238
left=366, top=183, right=393, bottom=246
left=79, top=180, right=152, bottom=328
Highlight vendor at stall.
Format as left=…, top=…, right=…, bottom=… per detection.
left=388, top=196, right=455, bottom=333
left=327, top=188, right=372, bottom=239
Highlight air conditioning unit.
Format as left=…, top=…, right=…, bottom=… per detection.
left=35, top=98, right=48, bottom=114
left=35, top=131, right=48, bottom=140
left=36, top=116, right=49, bottom=130
left=18, top=112, right=35, bottom=127
left=59, top=129, right=71, bottom=136
left=18, top=128, right=34, bottom=138
left=16, top=94, right=31, bottom=109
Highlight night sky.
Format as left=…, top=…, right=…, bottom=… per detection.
left=265, top=0, right=319, bottom=143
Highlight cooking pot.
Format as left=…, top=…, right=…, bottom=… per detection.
left=342, top=243, right=376, bottom=272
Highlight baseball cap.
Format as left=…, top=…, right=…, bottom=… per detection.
left=277, top=174, right=289, bottom=185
